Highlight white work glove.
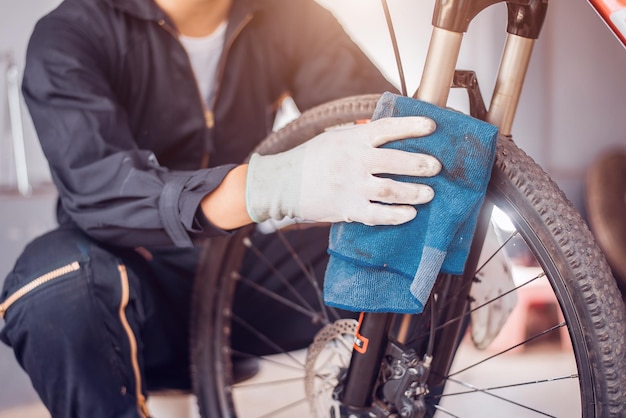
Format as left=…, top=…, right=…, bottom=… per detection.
left=246, top=116, right=441, bottom=226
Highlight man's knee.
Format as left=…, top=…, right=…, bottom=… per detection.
left=0, top=227, right=132, bottom=348
left=0, top=227, right=147, bottom=415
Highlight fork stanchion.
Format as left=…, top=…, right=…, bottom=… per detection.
left=340, top=312, right=393, bottom=409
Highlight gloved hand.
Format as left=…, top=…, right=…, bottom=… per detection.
left=245, top=116, right=441, bottom=226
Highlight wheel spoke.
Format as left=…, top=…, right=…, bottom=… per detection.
left=466, top=272, right=545, bottom=316
left=433, top=404, right=462, bottom=417
left=274, top=229, right=340, bottom=322
left=234, top=375, right=304, bottom=389
left=437, top=373, right=579, bottom=398
left=446, top=321, right=567, bottom=378
left=231, top=349, right=304, bottom=374
left=422, top=230, right=520, bottom=325
left=235, top=272, right=325, bottom=323
left=474, top=230, right=519, bottom=275
left=438, top=375, right=559, bottom=417
left=232, top=315, right=305, bottom=367
left=411, top=269, right=546, bottom=343
left=242, top=236, right=318, bottom=313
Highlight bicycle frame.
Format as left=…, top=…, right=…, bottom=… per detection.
left=338, top=0, right=549, bottom=414
left=588, top=0, right=626, bottom=46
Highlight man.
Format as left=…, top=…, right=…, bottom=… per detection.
left=0, top=0, right=440, bottom=416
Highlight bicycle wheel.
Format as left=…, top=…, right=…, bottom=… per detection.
left=190, top=94, right=626, bottom=418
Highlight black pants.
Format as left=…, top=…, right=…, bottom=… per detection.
left=0, top=224, right=333, bottom=417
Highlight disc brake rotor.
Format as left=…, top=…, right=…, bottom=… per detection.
left=305, top=318, right=358, bottom=418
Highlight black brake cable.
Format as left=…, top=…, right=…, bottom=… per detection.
left=381, top=0, right=408, bottom=96
left=382, top=0, right=436, bottom=364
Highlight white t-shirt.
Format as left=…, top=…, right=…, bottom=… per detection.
left=178, top=21, right=227, bottom=107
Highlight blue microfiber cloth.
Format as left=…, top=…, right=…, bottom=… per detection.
left=323, top=92, right=499, bottom=313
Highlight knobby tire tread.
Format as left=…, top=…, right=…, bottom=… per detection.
left=492, top=135, right=626, bottom=416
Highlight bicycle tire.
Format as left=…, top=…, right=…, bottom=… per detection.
left=190, top=94, right=626, bottom=418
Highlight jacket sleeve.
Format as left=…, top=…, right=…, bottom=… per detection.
left=279, top=0, right=398, bottom=111
left=22, top=16, right=233, bottom=249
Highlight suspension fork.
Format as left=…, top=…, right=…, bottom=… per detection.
left=337, top=0, right=549, bottom=414
left=335, top=211, right=495, bottom=411
left=340, top=312, right=393, bottom=410
left=417, top=0, right=549, bottom=391
left=415, top=0, right=549, bottom=383
left=427, top=201, right=494, bottom=387
left=338, top=238, right=492, bottom=413
left=418, top=0, right=547, bottom=133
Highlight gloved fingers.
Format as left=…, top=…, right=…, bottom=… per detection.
left=358, top=203, right=418, bottom=226
left=368, top=177, right=435, bottom=205
left=368, top=148, right=441, bottom=177
left=365, top=116, right=436, bottom=147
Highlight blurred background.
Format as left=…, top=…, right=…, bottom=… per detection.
left=1, top=0, right=625, bottom=416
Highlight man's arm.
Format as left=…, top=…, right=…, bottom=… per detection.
left=23, top=15, right=234, bottom=248
left=200, top=164, right=251, bottom=230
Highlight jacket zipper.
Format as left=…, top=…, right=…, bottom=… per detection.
left=204, top=13, right=252, bottom=168
left=157, top=18, right=216, bottom=168
left=158, top=14, right=253, bottom=168
left=210, top=13, right=253, bottom=112
left=0, top=261, right=80, bottom=319
left=117, top=264, right=150, bottom=418
left=157, top=18, right=206, bottom=112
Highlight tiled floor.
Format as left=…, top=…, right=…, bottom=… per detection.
left=0, top=341, right=577, bottom=418
left=0, top=393, right=201, bottom=418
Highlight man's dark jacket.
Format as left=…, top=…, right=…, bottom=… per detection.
left=22, top=0, right=394, bottom=248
